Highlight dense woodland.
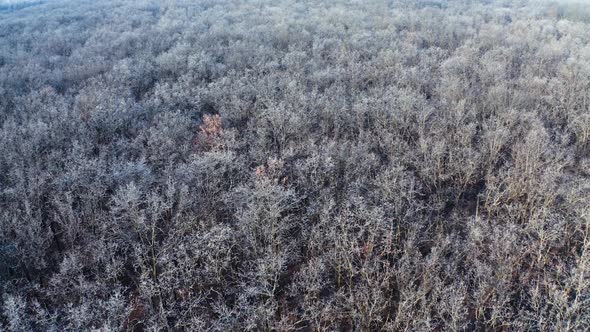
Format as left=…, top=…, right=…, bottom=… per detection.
left=1, top=0, right=590, bottom=330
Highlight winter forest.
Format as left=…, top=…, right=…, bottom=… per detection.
left=1, top=0, right=590, bottom=330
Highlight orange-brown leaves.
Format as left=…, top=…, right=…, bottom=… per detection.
left=200, top=114, right=222, bottom=137
left=196, top=114, right=224, bottom=151
left=254, top=157, right=287, bottom=185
